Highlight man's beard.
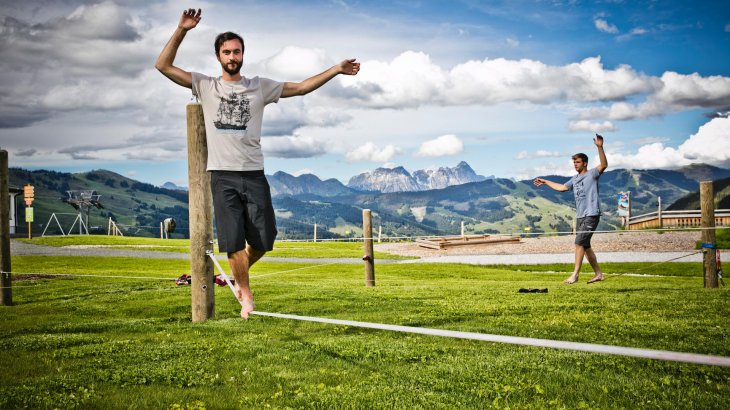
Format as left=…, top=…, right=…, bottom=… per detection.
left=222, top=60, right=242, bottom=75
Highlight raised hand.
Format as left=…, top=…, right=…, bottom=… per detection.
left=178, top=8, right=202, bottom=31
left=594, top=133, right=604, bottom=147
left=339, top=59, right=361, bottom=76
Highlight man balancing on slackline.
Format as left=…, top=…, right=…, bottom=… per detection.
left=156, top=8, right=360, bottom=318
left=533, top=135, right=608, bottom=285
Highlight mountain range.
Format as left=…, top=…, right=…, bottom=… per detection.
left=346, top=161, right=489, bottom=193
left=8, top=163, right=730, bottom=240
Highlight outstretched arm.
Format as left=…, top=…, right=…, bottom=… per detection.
left=533, top=177, right=569, bottom=192
left=281, top=59, right=360, bottom=98
left=155, top=8, right=202, bottom=89
left=594, top=134, right=608, bottom=174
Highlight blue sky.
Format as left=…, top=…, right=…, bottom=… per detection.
left=1, top=0, right=729, bottom=186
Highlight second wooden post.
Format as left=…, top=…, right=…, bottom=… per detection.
left=700, top=181, right=718, bottom=288
left=363, top=209, right=375, bottom=287
left=187, top=103, right=215, bottom=321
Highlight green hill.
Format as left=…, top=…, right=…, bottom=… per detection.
left=9, top=168, right=189, bottom=238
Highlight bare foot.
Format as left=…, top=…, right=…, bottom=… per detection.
left=238, top=288, right=254, bottom=320
left=587, top=274, right=604, bottom=284
left=563, top=274, right=579, bottom=284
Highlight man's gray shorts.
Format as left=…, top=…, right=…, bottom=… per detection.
left=575, top=215, right=600, bottom=249
left=211, top=170, right=277, bottom=253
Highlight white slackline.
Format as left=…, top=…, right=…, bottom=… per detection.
left=249, top=311, right=730, bottom=368
left=206, top=253, right=730, bottom=368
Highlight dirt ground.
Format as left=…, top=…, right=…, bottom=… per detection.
left=375, top=231, right=701, bottom=258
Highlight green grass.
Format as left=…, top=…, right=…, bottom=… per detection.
left=2, top=256, right=728, bottom=409
left=16, top=236, right=413, bottom=259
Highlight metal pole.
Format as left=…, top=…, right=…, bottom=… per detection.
left=187, top=103, right=215, bottom=321
left=1, top=150, right=12, bottom=305
left=363, top=209, right=375, bottom=287
left=700, top=181, right=718, bottom=288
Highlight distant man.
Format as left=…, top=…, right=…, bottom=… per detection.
left=533, top=135, right=608, bottom=284
left=156, top=8, right=360, bottom=318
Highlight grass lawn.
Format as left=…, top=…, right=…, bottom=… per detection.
left=1, top=255, right=728, bottom=409
left=16, top=236, right=413, bottom=260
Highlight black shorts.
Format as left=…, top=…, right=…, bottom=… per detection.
left=575, top=215, right=600, bottom=249
left=211, top=170, right=277, bottom=253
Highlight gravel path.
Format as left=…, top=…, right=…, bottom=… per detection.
left=9, top=230, right=706, bottom=265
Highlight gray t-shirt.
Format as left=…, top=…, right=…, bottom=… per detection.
left=191, top=73, right=284, bottom=171
left=564, top=167, right=602, bottom=218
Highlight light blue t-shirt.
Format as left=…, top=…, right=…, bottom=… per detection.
left=564, top=168, right=601, bottom=218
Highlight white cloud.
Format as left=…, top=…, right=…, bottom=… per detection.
left=535, top=150, right=562, bottom=158
left=515, top=151, right=529, bottom=160
left=346, top=142, right=401, bottom=162
left=415, top=134, right=464, bottom=157
left=262, top=134, right=328, bottom=158
left=609, top=116, right=730, bottom=169
left=505, top=37, right=520, bottom=48
left=577, top=71, right=730, bottom=121
left=568, top=120, right=617, bottom=132
left=293, top=168, right=315, bottom=176
left=346, top=54, right=656, bottom=109
left=594, top=18, right=619, bottom=34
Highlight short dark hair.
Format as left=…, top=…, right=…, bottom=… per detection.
left=214, top=32, right=245, bottom=56
left=572, top=153, right=588, bottom=163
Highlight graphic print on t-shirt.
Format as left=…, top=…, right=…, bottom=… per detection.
left=214, top=91, right=251, bottom=131
left=574, top=176, right=586, bottom=200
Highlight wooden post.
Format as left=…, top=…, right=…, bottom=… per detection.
left=378, top=225, right=382, bottom=243
left=363, top=209, right=375, bottom=287
left=1, top=150, right=12, bottom=306
left=187, top=103, right=215, bottom=321
left=313, top=223, right=317, bottom=242
left=658, top=196, right=663, bottom=229
left=461, top=221, right=465, bottom=237
left=700, top=181, right=718, bottom=288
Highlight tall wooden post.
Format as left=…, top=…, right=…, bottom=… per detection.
left=1, top=150, right=12, bottom=306
left=363, top=209, right=375, bottom=287
left=657, top=196, right=663, bottom=229
left=187, top=103, right=215, bottom=321
left=700, top=181, right=718, bottom=288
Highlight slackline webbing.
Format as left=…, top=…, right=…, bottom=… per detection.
left=205, top=253, right=730, bottom=368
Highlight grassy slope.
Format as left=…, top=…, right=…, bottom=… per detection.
left=1, top=256, right=728, bottom=409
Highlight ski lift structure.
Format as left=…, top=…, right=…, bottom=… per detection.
left=42, top=190, right=105, bottom=236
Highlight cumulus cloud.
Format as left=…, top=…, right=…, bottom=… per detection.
left=346, top=54, right=656, bottom=108
left=594, top=18, right=619, bottom=34
left=577, top=71, right=730, bottom=121
left=346, top=142, right=401, bottom=162
left=609, top=116, right=730, bottom=169
left=568, top=120, right=617, bottom=132
left=415, top=134, right=464, bottom=157
left=515, top=151, right=529, bottom=160
left=262, top=134, right=328, bottom=158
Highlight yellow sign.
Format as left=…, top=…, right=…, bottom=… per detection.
left=25, top=207, right=34, bottom=223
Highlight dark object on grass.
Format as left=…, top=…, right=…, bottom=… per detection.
left=518, top=288, right=548, bottom=293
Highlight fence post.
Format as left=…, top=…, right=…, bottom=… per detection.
left=658, top=196, right=662, bottom=229
left=363, top=209, right=375, bottom=287
left=700, top=181, right=718, bottom=288
left=187, top=103, right=215, bottom=321
left=313, top=223, right=317, bottom=242
left=1, top=150, right=12, bottom=306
